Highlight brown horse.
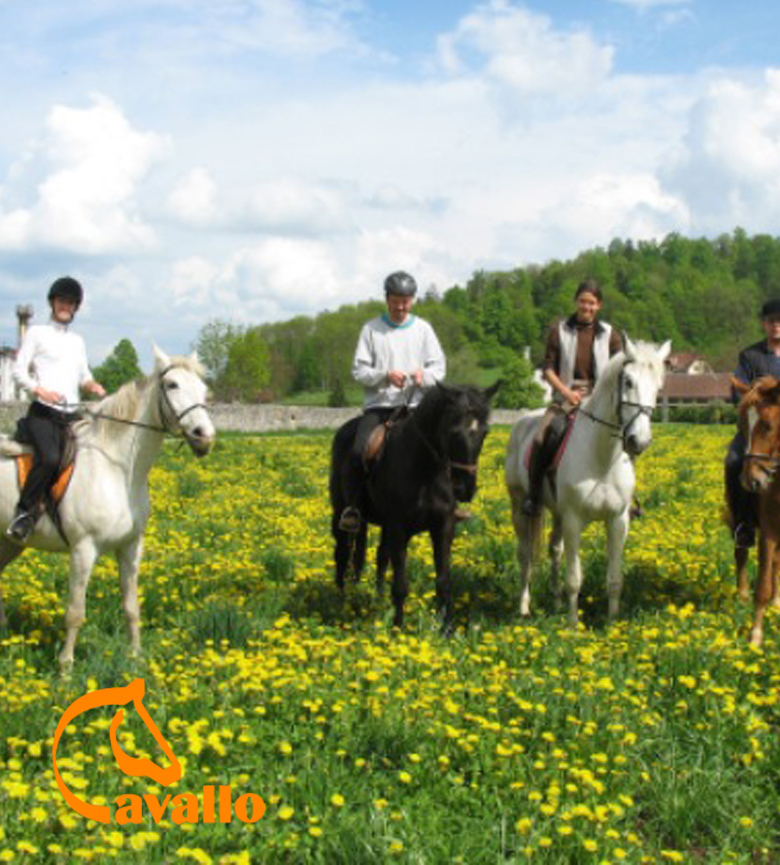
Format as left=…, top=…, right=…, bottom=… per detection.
left=733, top=375, right=780, bottom=645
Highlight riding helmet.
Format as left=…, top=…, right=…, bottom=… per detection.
left=48, top=276, right=83, bottom=309
left=384, top=271, right=417, bottom=297
left=761, top=298, right=780, bottom=319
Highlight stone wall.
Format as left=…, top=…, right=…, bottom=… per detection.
left=0, top=401, right=525, bottom=435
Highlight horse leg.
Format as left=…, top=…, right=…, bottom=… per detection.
left=0, top=538, right=27, bottom=628
left=562, top=517, right=584, bottom=628
left=549, top=516, right=564, bottom=611
left=59, top=539, right=99, bottom=674
left=376, top=531, right=389, bottom=599
left=510, top=488, right=536, bottom=617
left=332, top=518, right=367, bottom=590
left=430, top=517, right=456, bottom=628
left=386, top=529, right=408, bottom=629
left=735, top=546, right=750, bottom=602
left=606, top=511, right=630, bottom=621
left=750, top=537, right=777, bottom=646
left=116, top=536, right=144, bottom=657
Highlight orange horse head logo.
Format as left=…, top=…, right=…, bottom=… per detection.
left=52, top=678, right=182, bottom=824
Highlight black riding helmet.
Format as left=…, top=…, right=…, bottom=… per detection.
left=384, top=271, right=417, bottom=297
left=48, top=276, right=83, bottom=309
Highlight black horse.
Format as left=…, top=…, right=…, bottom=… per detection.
left=330, top=382, right=500, bottom=628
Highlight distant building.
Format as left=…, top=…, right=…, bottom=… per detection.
left=0, top=304, right=34, bottom=402
left=666, top=351, right=714, bottom=375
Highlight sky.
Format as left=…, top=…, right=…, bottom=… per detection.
left=0, top=0, right=779, bottom=367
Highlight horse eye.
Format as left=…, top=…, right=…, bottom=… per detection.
left=165, top=380, right=179, bottom=390
left=623, top=376, right=635, bottom=390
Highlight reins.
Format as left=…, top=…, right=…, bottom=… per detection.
left=67, top=365, right=208, bottom=440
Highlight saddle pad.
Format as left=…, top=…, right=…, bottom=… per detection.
left=15, top=454, right=75, bottom=505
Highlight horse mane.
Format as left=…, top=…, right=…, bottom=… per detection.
left=739, top=376, right=780, bottom=411
left=74, top=354, right=204, bottom=446
left=413, top=383, right=491, bottom=430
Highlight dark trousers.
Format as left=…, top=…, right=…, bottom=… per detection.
left=342, top=408, right=395, bottom=509
left=725, top=431, right=756, bottom=531
left=17, top=402, right=77, bottom=513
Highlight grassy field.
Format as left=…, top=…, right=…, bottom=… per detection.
left=0, top=425, right=779, bottom=863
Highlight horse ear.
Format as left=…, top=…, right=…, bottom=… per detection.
left=188, top=350, right=200, bottom=366
left=484, top=379, right=502, bottom=401
left=622, top=332, right=636, bottom=361
left=153, top=345, right=171, bottom=371
left=657, top=339, right=672, bottom=364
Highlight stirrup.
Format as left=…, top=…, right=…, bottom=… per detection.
left=6, top=510, right=36, bottom=545
left=338, top=506, right=362, bottom=533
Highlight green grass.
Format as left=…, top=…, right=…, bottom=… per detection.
left=0, top=426, right=778, bottom=863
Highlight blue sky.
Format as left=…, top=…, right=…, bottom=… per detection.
left=0, top=0, right=779, bottom=366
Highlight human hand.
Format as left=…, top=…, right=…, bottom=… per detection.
left=35, top=387, right=65, bottom=405
left=388, top=370, right=407, bottom=388
left=85, top=381, right=107, bottom=398
left=411, top=369, right=423, bottom=387
left=563, top=387, right=581, bottom=406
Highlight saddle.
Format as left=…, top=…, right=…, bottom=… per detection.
left=524, top=410, right=577, bottom=479
left=361, top=408, right=408, bottom=467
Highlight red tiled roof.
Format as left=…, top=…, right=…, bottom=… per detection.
left=660, top=372, right=732, bottom=400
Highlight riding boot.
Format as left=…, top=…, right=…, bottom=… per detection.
left=6, top=506, right=39, bottom=546
left=725, top=442, right=756, bottom=548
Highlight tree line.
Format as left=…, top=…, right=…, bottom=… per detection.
left=98, top=229, right=780, bottom=408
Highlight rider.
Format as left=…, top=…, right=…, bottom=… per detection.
left=7, top=277, right=106, bottom=544
left=725, top=298, right=780, bottom=548
left=522, top=278, right=622, bottom=516
left=338, top=271, right=446, bottom=532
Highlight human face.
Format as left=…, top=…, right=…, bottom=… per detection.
left=51, top=297, right=78, bottom=324
left=762, top=314, right=780, bottom=346
left=575, top=291, right=601, bottom=325
left=386, top=292, right=414, bottom=325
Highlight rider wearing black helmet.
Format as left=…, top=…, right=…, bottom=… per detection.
left=338, top=270, right=446, bottom=532
left=7, top=277, right=105, bottom=544
left=725, top=298, right=780, bottom=548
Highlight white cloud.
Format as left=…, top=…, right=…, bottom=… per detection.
left=436, top=1, right=613, bottom=97
left=0, top=95, right=170, bottom=253
left=196, top=0, right=367, bottom=59
left=240, top=178, right=351, bottom=235
left=662, top=69, right=780, bottom=233
left=167, top=168, right=219, bottom=226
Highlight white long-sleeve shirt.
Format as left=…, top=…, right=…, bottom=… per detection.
left=13, top=321, right=94, bottom=412
left=352, top=314, right=446, bottom=409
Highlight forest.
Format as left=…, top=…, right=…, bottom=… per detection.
left=100, top=229, right=780, bottom=407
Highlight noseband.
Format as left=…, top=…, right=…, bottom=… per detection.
left=579, top=363, right=655, bottom=451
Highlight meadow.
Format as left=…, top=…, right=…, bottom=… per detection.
left=0, top=424, right=779, bottom=864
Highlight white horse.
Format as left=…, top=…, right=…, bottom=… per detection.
left=0, top=347, right=215, bottom=672
left=506, top=337, right=670, bottom=626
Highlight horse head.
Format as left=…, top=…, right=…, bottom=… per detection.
left=428, top=381, right=500, bottom=502
left=154, top=346, right=216, bottom=457
left=616, top=336, right=670, bottom=457
left=736, top=375, right=780, bottom=493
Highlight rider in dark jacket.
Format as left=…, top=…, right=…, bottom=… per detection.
left=726, top=298, right=780, bottom=547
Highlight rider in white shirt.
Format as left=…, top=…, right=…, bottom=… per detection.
left=7, top=277, right=106, bottom=544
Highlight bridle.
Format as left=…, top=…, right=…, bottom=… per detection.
left=410, top=410, right=481, bottom=478
left=578, top=361, right=656, bottom=451
left=81, top=366, right=209, bottom=442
